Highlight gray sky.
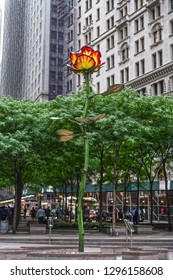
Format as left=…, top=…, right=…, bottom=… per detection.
left=0, top=0, right=4, bottom=10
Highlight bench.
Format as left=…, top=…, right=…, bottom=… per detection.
left=122, top=250, right=159, bottom=260
left=133, top=224, right=152, bottom=234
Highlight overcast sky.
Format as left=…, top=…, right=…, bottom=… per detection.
left=0, top=0, right=4, bottom=10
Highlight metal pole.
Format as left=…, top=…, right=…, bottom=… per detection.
left=49, top=225, right=51, bottom=245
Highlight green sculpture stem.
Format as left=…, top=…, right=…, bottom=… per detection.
left=78, top=73, right=90, bottom=252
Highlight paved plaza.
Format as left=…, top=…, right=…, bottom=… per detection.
left=0, top=226, right=173, bottom=260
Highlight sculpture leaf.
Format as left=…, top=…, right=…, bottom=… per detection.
left=56, top=129, right=74, bottom=136
left=101, top=84, right=124, bottom=96
left=91, top=113, right=106, bottom=121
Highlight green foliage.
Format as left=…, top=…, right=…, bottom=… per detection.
left=53, top=221, right=112, bottom=229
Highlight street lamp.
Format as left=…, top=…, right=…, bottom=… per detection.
left=37, top=193, right=42, bottom=208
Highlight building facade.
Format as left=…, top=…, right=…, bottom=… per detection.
left=66, top=0, right=173, bottom=96
left=0, top=0, right=70, bottom=101
left=1, top=0, right=173, bottom=100
left=0, top=0, right=25, bottom=99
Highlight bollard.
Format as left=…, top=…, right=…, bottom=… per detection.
left=48, top=217, right=53, bottom=245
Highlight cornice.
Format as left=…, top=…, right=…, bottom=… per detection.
left=126, top=62, right=173, bottom=88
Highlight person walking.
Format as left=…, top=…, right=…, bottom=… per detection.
left=36, top=207, right=45, bottom=224
left=45, top=207, right=51, bottom=220
left=30, top=207, right=36, bottom=219
left=23, top=206, right=27, bottom=219
left=131, top=207, right=138, bottom=224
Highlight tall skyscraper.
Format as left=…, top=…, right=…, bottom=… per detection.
left=1, top=0, right=173, bottom=100
left=0, top=8, right=2, bottom=59
left=1, top=0, right=25, bottom=99
left=1, top=0, right=70, bottom=101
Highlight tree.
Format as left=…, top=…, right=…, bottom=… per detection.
left=0, top=97, right=57, bottom=232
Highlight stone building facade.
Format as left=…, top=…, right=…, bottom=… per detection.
left=66, top=0, right=173, bottom=96
left=1, top=0, right=173, bottom=99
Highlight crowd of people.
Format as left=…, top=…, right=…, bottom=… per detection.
left=28, top=206, right=59, bottom=224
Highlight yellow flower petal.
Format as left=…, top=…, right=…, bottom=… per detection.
left=73, top=55, right=95, bottom=71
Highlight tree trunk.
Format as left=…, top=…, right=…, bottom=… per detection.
left=150, top=181, right=154, bottom=225
left=99, top=152, right=104, bottom=231
left=112, top=147, right=119, bottom=235
left=136, top=175, right=140, bottom=224
left=12, top=178, right=23, bottom=233
left=163, top=162, right=172, bottom=231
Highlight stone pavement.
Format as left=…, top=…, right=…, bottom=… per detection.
left=0, top=228, right=173, bottom=259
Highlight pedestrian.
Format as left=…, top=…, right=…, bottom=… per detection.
left=23, top=206, right=27, bottom=219
left=131, top=207, right=138, bottom=224
left=36, top=207, right=45, bottom=224
left=30, top=207, right=36, bottom=219
left=118, top=209, right=123, bottom=220
left=45, top=207, right=51, bottom=220
left=0, top=206, right=9, bottom=221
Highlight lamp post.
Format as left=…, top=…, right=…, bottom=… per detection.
left=37, top=193, right=42, bottom=208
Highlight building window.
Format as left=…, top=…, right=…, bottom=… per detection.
left=78, top=6, right=81, bottom=18
left=107, top=16, right=114, bottom=30
left=152, top=24, right=162, bottom=45
left=111, top=75, right=115, bottom=85
left=78, top=23, right=81, bottom=35
left=135, top=62, right=140, bottom=77
left=141, top=59, right=145, bottom=75
left=96, top=44, right=100, bottom=51
left=149, top=4, right=161, bottom=21
left=107, top=77, right=110, bottom=87
left=125, top=67, right=129, bottom=82
left=107, top=54, right=114, bottom=69
left=134, top=19, right=139, bottom=33
left=134, top=0, right=144, bottom=11
left=170, top=0, right=173, bottom=11
left=106, top=0, right=114, bottom=13
left=77, top=75, right=81, bottom=86
left=97, top=82, right=100, bottom=93
left=119, top=25, right=128, bottom=41
left=135, top=37, right=145, bottom=54
left=120, top=67, right=129, bottom=83
left=120, top=43, right=129, bottom=62
left=97, top=8, right=100, bottom=20
left=158, top=50, right=163, bottom=66
left=140, top=87, right=146, bottom=96
left=85, top=14, right=92, bottom=26
left=152, top=80, right=164, bottom=95
left=78, top=39, right=81, bottom=50
left=107, top=74, right=115, bottom=88
left=120, top=70, right=124, bottom=84
left=119, top=5, right=128, bottom=18
left=135, top=40, right=139, bottom=53
left=170, top=20, right=173, bottom=35
left=152, top=53, right=157, bottom=69
left=85, top=0, right=92, bottom=11
left=106, top=35, right=114, bottom=50
left=140, top=15, right=144, bottom=29
left=97, top=26, right=100, bottom=37
left=171, top=44, right=173, bottom=60
left=134, top=15, right=144, bottom=33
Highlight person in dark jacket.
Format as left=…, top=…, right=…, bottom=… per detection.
left=45, top=207, right=51, bottom=220
left=30, top=207, right=36, bottom=219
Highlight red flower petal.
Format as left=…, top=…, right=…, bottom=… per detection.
left=81, top=46, right=94, bottom=56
